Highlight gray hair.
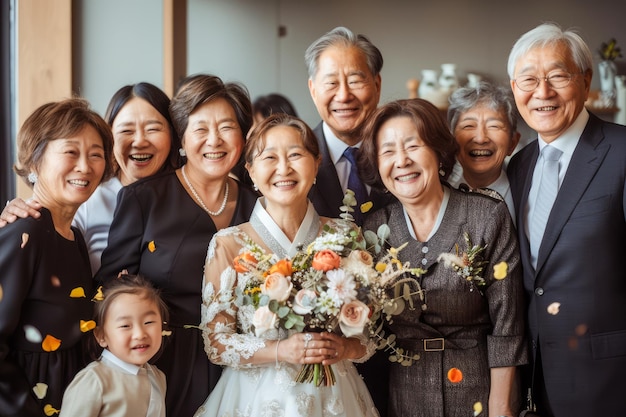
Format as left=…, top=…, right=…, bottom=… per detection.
left=507, top=22, right=593, bottom=79
left=304, top=26, right=383, bottom=79
left=447, top=81, right=518, bottom=136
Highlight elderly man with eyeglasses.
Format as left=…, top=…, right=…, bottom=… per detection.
left=507, top=22, right=626, bottom=417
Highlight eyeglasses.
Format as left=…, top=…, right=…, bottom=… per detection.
left=513, top=72, right=580, bottom=92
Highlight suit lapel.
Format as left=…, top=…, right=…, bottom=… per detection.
left=535, top=115, right=609, bottom=273
left=512, top=142, right=539, bottom=274
left=309, top=123, right=344, bottom=217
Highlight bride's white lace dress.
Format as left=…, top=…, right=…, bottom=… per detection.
left=193, top=199, right=379, bottom=417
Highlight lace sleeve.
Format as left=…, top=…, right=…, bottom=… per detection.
left=349, top=333, right=377, bottom=363
left=201, top=228, right=266, bottom=369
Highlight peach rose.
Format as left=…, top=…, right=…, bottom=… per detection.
left=311, top=249, right=341, bottom=271
left=261, top=273, right=293, bottom=302
left=233, top=252, right=257, bottom=273
left=338, top=300, right=370, bottom=337
left=292, top=289, right=318, bottom=315
left=268, top=259, right=293, bottom=277
left=252, top=306, right=277, bottom=337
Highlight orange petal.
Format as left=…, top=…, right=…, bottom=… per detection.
left=91, top=286, right=104, bottom=301
left=44, top=404, right=60, bottom=416
left=148, top=241, right=156, bottom=252
left=21, top=233, right=29, bottom=248
left=69, top=287, right=86, bottom=298
left=0, top=283, right=3, bottom=302
left=42, top=335, right=61, bottom=352
left=80, top=320, right=96, bottom=332
left=447, top=367, right=463, bottom=383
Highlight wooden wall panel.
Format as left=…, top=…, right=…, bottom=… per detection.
left=16, top=0, right=72, bottom=198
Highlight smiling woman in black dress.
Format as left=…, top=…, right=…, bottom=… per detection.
left=96, top=74, right=257, bottom=417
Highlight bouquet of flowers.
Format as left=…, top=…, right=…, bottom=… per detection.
left=233, top=192, right=425, bottom=386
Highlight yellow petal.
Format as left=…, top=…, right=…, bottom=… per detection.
left=24, top=325, right=43, bottom=343
left=91, top=286, right=104, bottom=301
left=44, top=404, right=60, bottom=416
left=493, top=262, right=508, bottom=280
left=162, top=330, right=172, bottom=337
left=21, top=232, right=29, bottom=248
left=42, top=334, right=61, bottom=352
left=547, top=302, right=561, bottom=315
left=32, top=382, right=48, bottom=399
left=375, top=262, right=387, bottom=273
left=69, top=287, right=86, bottom=298
left=80, top=320, right=96, bottom=332
left=473, top=402, right=483, bottom=416
left=148, top=241, right=156, bottom=252
left=360, top=201, right=373, bottom=214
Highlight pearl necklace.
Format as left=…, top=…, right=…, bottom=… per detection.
left=181, top=165, right=230, bottom=216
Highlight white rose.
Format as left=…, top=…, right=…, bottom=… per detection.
left=342, top=250, right=376, bottom=285
left=252, top=306, right=277, bottom=337
left=292, top=289, right=318, bottom=315
left=338, top=300, right=370, bottom=337
left=261, top=273, right=293, bottom=302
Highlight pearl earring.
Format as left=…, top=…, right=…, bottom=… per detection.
left=179, top=148, right=186, bottom=157
left=253, top=183, right=259, bottom=192
left=28, top=172, right=38, bottom=184
left=438, top=163, right=445, bottom=177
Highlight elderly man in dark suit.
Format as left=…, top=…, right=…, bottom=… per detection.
left=305, top=26, right=392, bottom=226
left=507, top=22, right=626, bottom=417
left=304, top=27, right=392, bottom=415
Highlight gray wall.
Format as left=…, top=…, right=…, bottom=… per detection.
left=75, top=0, right=626, bottom=139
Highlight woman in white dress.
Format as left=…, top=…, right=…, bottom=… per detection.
left=195, top=114, right=379, bottom=417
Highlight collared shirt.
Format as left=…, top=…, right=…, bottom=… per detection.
left=524, top=108, right=589, bottom=247
left=101, top=349, right=166, bottom=417
left=448, top=162, right=515, bottom=224
left=322, top=122, right=371, bottom=194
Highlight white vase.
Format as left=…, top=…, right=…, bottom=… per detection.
left=418, top=69, right=448, bottom=108
left=598, top=60, right=617, bottom=106
left=439, top=63, right=459, bottom=93
left=466, top=73, right=482, bottom=88
left=418, top=69, right=439, bottom=97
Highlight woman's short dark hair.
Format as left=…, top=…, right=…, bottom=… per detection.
left=169, top=74, right=253, bottom=144
left=358, top=98, right=459, bottom=191
left=104, top=82, right=181, bottom=173
left=15, top=98, right=115, bottom=187
left=253, top=94, right=298, bottom=119
left=244, top=113, right=320, bottom=166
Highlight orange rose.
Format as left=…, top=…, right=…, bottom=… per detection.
left=311, top=250, right=341, bottom=271
left=233, top=252, right=257, bottom=273
left=268, top=259, right=293, bottom=276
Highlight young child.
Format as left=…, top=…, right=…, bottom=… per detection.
left=59, top=274, right=168, bottom=417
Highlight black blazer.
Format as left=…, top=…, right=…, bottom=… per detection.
left=307, top=122, right=393, bottom=224
left=507, top=113, right=626, bottom=416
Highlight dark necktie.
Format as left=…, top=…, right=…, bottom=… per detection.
left=342, top=147, right=368, bottom=225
